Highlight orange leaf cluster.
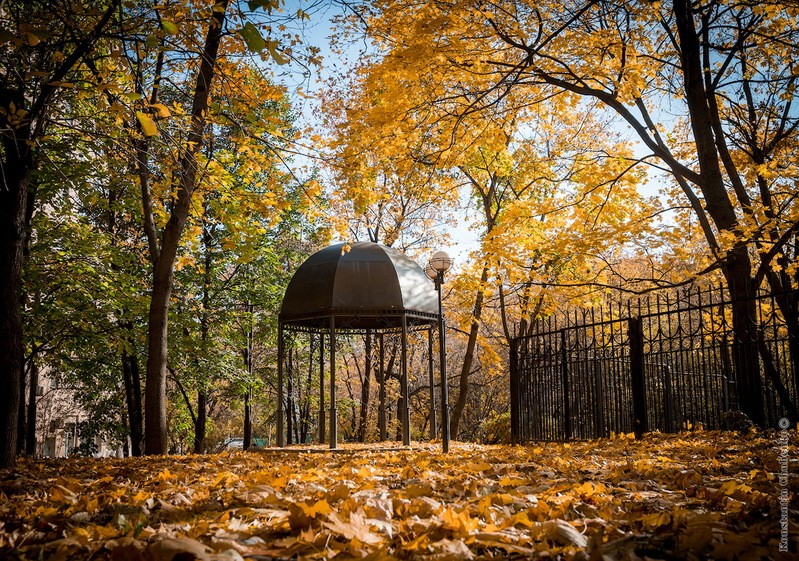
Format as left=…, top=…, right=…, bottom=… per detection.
left=0, top=432, right=794, bottom=560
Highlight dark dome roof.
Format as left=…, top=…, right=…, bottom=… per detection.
left=279, top=242, right=439, bottom=329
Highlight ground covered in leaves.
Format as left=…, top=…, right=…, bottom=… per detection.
left=1, top=431, right=796, bottom=560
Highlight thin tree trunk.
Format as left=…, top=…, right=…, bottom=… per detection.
left=25, top=358, right=39, bottom=456
left=243, top=388, right=252, bottom=448
left=17, top=360, right=27, bottom=455
left=450, top=265, right=489, bottom=438
left=358, top=332, right=372, bottom=442
left=764, top=270, right=799, bottom=421
left=243, top=302, right=254, bottom=450
left=300, top=335, right=314, bottom=445
left=193, top=224, right=214, bottom=454
left=169, top=365, right=196, bottom=454
left=195, top=390, right=208, bottom=453
left=122, top=344, right=143, bottom=456
left=143, top=0, right=230, bottom=454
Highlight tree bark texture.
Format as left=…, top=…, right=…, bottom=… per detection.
left=195, top=390, right=208, bottom=453
left=122, top=346, right=144, bottom=456
left=0, top=90, right=30, bottom=467
left=243, top=388, right=252, bottom=448
left=673, top=0, right=764, bottom=425
left=243, top=304, right=254, bottom=450
left=193, top=233, right=214, bottom=454
left=450, top=265, right=489, bottom=439
left=0, top=0, right=120, bottom=468
left=17, top=363, right=27, bottom=455
left=358, top=332, right=372, bottom=442
left=25, top=359, right=39, bottom=455
left=143, top=0, right=230, bottom=454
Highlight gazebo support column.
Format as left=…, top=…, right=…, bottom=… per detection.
left=319, top=332, right=325, bottom=444
left=277, top=323, right=285, bottom=447
left=401, top=315, right=410, bottom=446
left=329, top=316, right=338, bottom=449
left=427, top=328, right=437, bottom=439
left=378, top=333, right=386, bottom=441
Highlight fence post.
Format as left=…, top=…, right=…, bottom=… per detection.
left=629, top=317, right=647, bottom=439
left=510, top=338, right=519, bottom=444
left=560, top=329, right=572, bottom=440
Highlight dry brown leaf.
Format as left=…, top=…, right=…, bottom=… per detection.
left=323, top=511, right=384, bottom=545
left=148, top=537, right=212, bottom=561
left=543, top=518, right=588, bottom=548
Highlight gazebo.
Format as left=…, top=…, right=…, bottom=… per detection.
left=277, top=241, right=442, bottom=448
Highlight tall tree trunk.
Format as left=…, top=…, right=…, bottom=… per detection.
left=763, top=271, right=799, bottom=421
left=195, top=390, right=208, bottom=453
left=25, top=358, right=39, bottom=456
left=299, top=336, right=314, bottom=445
left=0, top=0, right=120, bottom=468
left=674, top=0, right=764, bottom=425
left=379, top=339, right=398, bottom=441
left=723, top=250, right=764, bottom=424
left=243, top=302, right=254, bottom=450
left=17, top=361, right=27, bottom=455
left=144, top=255, right=175, bottom=454
left=143, top=0, right=230, bottom=454
left=243, top=388, right=252, bottom=448
left=193, top=226, right=214, bottom=454
left=450, top=265, right=489, bottom=438
left=122, top=344, right=144, bottom=456
left=0, top=100, right=30, bottom=468
left=358, top=332, right=372, bottom=442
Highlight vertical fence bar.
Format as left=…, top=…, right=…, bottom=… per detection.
left=576, top=310, right=585, bottom=438
left=611, top=305, right=623, bottom=434
left=560, top=329, right=571, bottom=440
left=510, top=337, right=519, bottom=444
left=629, top=316, right=647, bottom=439
left=592, top=351, right=604, bottom=438
left=663, top=365, right=674, bottom=433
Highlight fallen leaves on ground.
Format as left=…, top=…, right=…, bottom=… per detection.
left=0, top=431, right=795, bottom=560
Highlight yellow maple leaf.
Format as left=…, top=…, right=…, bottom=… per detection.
left=136, top=111, right=158, bottom=136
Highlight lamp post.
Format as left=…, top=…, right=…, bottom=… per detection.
left=426, top=250, right=453, bottom=452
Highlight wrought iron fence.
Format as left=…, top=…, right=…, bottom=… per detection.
left=510, top=284, right=799, bottom=442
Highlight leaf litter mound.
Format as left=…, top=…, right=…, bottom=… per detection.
left=0, top=431, right=795, bottom=560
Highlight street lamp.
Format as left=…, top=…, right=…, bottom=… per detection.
left=426, top=250, right=453, bottom=452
